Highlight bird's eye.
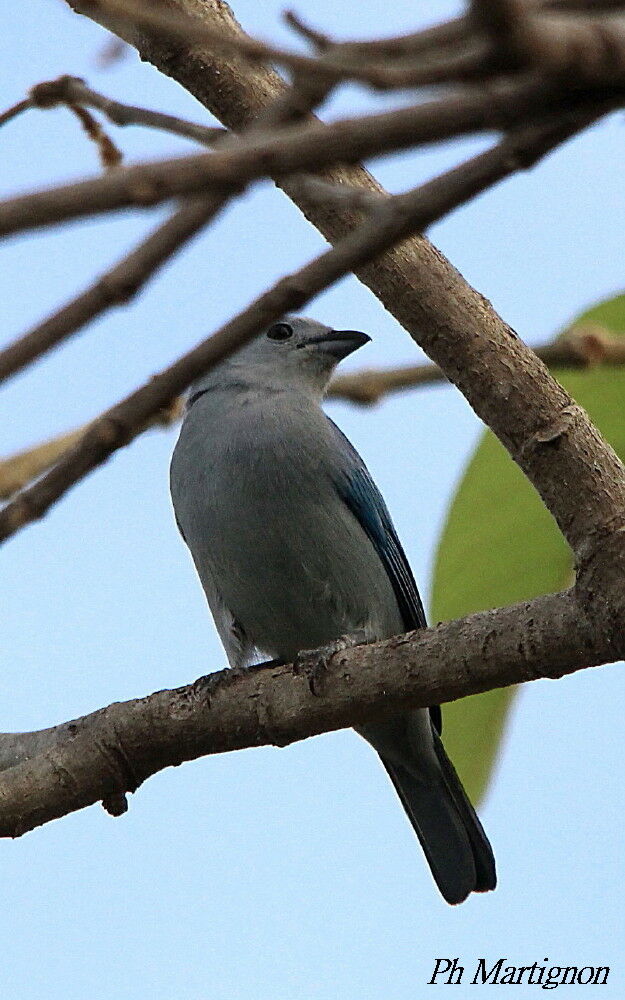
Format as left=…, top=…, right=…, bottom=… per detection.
left=266, top=322, right=293, bottom=342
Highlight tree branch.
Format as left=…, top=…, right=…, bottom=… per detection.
left=0, top=588, right=604, bottom=837
left=328, top=324, right=625, bottom=402
left=2, top=0, right=622, bottom=838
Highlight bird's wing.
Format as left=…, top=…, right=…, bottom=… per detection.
left=328, top=419, right=427, bottom=633
left=328, top=419, right=441, bottom=733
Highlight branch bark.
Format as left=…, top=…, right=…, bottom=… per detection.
left=0, top=589, right=603, bottom=837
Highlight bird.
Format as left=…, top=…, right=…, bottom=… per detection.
left=170, top=315, right=496, bottom=904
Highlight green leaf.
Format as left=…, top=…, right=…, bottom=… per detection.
left=430, top=291, right=625, bottom=803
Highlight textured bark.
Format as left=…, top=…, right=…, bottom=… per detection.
left=0, top=590, right=603, bottom=837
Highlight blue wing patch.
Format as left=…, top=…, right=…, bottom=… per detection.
left=329, top=421, right=426, bottom=632
left=329, top=420, right=441, bottom=734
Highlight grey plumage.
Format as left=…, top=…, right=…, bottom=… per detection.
left=170, top=316, right=496, bottom=904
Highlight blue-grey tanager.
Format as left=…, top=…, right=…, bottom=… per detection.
left=170, top=316, right=496, bottom=904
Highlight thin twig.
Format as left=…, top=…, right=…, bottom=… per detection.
left=0, top=97, right=33, bottom=128
left=29, top=75, right=225, bottom=146
left=284, top=10, right=472, bottom=57
left=67, top=102, right=122, bottom=168
left=285, top=10, right=493, bottom=88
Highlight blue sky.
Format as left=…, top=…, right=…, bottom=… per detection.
left=1, top=1, right=624, bottom=997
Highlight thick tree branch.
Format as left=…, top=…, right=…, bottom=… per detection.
left=0, top=589, right=604, bottom=837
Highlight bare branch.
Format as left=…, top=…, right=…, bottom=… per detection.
left=0, top=588, right=605, bottom=837
left=327, top=325, right=625, bottom=402
left=0, top=97, right=33, bottom=128
left=283, top=10, right=472, bottom=58
left=282, top=11, right=491, bottom=87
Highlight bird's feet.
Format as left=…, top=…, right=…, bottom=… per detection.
left=294, top=630, right=369, bottom=696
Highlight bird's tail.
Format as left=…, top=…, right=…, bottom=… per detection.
left=363, top=714, right=496, bottom=905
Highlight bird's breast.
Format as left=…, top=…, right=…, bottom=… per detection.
left=171, top=396, right=403, bottom=659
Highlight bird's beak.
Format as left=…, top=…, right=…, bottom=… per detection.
left=310, top=329, right=371, bottom=360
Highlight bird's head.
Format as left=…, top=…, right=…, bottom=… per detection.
left=188, top=316, right=371, bottom=402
